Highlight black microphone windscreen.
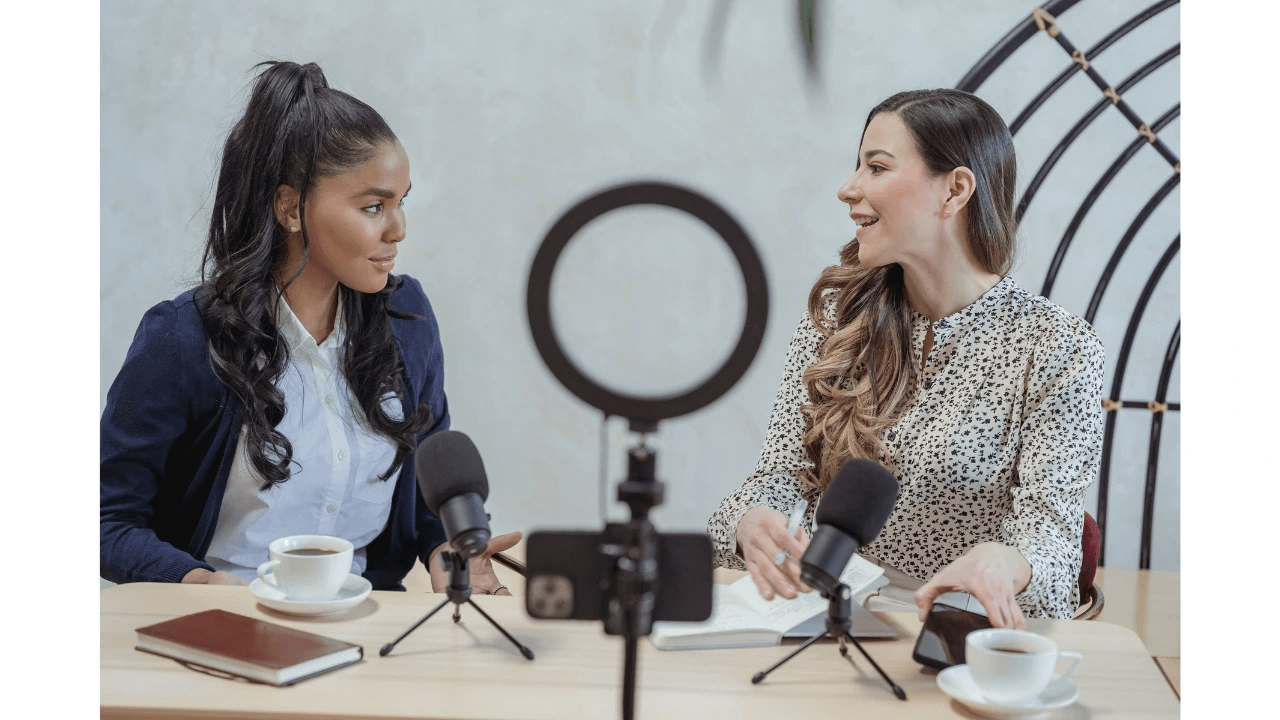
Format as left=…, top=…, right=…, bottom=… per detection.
left=414, top=430, right=490, bottom=515
left=814, top=459, right=899, bottom=547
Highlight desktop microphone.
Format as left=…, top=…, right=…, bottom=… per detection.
left=416, top=431, right=491, bottom=560
left=799, top=459, right=899, bottom=595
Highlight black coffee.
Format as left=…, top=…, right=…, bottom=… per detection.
left=285, top=548, right=341, bottom=557
left=991, top=647, right=1031, bottom=654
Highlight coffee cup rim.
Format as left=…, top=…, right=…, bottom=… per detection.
left=966, top=628, right=1056, bottom=656
left=269, top=534, right=354, bottom=557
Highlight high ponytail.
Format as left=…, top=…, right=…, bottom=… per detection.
left=198, top=60, right=432, bottom=490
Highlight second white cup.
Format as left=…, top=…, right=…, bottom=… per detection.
left=256, top=534, right=354, bottom=601
left=966, top=628, right=1082, bottom=705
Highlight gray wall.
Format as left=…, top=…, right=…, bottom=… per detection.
left=102, top=0, right=1180, bottom=569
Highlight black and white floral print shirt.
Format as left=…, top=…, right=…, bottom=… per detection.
left=707, top=276, right=1106, bottom=619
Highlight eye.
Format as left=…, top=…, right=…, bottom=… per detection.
left=869, top=164, right=886, bottom=175
left=363, top=202, right=383, bottom=215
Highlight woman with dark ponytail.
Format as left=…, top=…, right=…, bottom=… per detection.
left=101, top=61, right=517, bottom=593
left=709, top=89, right=1105, bottom=625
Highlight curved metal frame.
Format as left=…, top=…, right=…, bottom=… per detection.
left=1009, top=0, right=1180, bottom=135
left=1084, top=172, right=1180, bottom=324
left=1095, top=236, right=1179, bottom=566
left=957, top=2, right=1180, bottom=568
left=1042, top=103, right=1179, bottom=298
left=1139, top=321, right=1179, bottom=569
left=1016, top=44, right=1180, bottom=222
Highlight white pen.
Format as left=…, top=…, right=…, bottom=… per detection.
left=773, top=499, right=808, bottom=565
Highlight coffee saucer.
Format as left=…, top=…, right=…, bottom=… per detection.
left=937, top=664, right=1079, bottom=719
left=249, top=573, right=372, bottom=616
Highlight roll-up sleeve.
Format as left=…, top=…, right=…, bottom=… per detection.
left=100, top=302, right=214, bottom=583
left=1006, top=317, right=1106, bottom=619
left=708, top=311, right=824, bottom=569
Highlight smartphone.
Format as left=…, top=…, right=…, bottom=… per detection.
left=911, top=601, right=993, bottom=670
left=524, top=529, right=713, bottom=624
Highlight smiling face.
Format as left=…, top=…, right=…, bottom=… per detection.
left=283, top=141, right=411, bottom=294
left=837, top=112, right=953, bottom=269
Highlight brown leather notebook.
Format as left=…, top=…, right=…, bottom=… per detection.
left=135, top=609, right=363, bottom=686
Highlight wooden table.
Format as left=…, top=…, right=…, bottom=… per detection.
left=102, top=583, right=1180, bottom=719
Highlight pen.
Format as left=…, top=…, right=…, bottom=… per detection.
left=773, top=499, right=808, bottom=565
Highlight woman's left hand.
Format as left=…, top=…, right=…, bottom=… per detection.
left=913, top=542, right=1032, bottom=629
left=429, top=531, right=523, bottom=596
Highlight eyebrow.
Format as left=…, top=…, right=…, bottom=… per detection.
left=861, top=149, right=896, bottom=161
left=353, top=182, right=411, bottom=200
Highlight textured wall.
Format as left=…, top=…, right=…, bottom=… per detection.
left=101, top=0, right=1179, bottom=569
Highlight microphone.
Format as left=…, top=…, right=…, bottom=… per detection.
left=415, top=430, right=491, bottom=560
left=799, top=459, right=899, bottom=596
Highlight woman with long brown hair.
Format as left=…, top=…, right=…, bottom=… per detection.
left=708, top=89, right=1105, bottom=626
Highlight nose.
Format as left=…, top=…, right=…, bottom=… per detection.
left=837, top=172, right=862, bottom=205
left=388, top=206, right=407, bottom=244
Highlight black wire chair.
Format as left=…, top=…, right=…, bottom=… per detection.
left=956, top=0, right=1180, bottom=570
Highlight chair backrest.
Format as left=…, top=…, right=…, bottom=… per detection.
left=1080, top=511, right=1101, bottom=591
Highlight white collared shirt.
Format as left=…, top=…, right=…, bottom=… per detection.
left=205, top=296, right=403, bottom=582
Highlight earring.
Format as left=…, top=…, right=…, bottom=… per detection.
left=290, top=226, right=298, bottom=233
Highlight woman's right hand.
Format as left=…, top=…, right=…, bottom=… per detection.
left=735, top=505, right=811, bottom=601
left=181, top=568, right=249, bottom=585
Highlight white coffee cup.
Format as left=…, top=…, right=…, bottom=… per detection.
left=256, top=535, right=354, bottom=601
left=966, top=628, right=1082, bottom=705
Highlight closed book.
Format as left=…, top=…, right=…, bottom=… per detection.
left=135, top=609, right=363, bottom=686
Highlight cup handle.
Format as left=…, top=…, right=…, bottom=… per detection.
left=1054, top=650, right=1084, bottom=681
left=257, top=560, right=281, bottom=588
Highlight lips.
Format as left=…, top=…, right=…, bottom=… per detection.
left=370, top=254, right=396, bottom=270
left=852, top=214, right=879, bottom=237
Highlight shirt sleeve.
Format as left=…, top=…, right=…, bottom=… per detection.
left=707, top=311, right=824, bottom=569
left=1006, top=316, right=1106, bottom=619
left=100, top=301, right=215, bottom=584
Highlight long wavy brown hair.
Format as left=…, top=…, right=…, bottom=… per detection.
left=799, top=89, right=1018, bottom=492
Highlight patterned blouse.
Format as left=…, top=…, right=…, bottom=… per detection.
left=707, top=276, right=1105, bottom=619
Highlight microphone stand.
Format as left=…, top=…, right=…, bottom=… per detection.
left=602, top=436, right=663, bottom=720
left=750, top=583, right=906, bottom=700
left=379, top=551, right=535, bottom=660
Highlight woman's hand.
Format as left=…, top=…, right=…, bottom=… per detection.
left=429, top=531, right=522, bottom=596
left=913, top=542, right=1032, bottom=629
left=181, top=568, right=249, bottom=586
left=735, top=506, right=811, bottom=601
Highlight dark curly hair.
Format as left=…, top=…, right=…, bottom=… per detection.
left=196, top=60, right=433, bottom=490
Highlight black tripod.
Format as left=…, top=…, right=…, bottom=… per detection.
left=379, top=551, right=534, bottom=660
left=605, top=440, right=664, bottom=720
left=751, top=583, right=905, bottom=700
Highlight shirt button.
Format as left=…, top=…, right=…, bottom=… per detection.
left=337, top=449, right=348, bottom=462
left=325, top=395, right=336, bottom=406
left=326, top=504, right=337, bottom=514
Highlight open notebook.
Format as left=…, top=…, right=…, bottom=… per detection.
left=650, top=555, right=897, bottom=650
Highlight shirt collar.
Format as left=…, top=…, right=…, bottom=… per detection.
left=931, top=275, right=1016, bottom=335
left=275, top=290, right=347, bottom=354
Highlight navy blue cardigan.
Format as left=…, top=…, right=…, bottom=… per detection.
left=100, top=275, right=449, bottom=590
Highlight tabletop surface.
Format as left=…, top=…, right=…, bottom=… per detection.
left=102, top=583, right=1180, bottom=720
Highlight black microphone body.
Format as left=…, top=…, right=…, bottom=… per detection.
left=415, top=431, right=492, bottom=560
left=437, top=492, right=490, bottom=560
left=799, top=459, right=900, bottom=596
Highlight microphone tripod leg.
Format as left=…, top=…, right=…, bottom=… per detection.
left=380, top=596, right=452, bottom=657
left=622, top=634, right=638, bottom=720
left=465, top=599, right=535, bottom=660
left=842, top=632, right=906, bottom=700
left=751, top=631, right=827, bottom=684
